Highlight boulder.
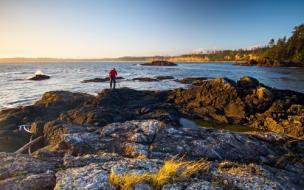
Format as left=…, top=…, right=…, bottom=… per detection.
left=237, top=76, right=259, bottom=88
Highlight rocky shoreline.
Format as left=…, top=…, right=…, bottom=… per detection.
left=236, top=60, right=303, bottom=67
left=0, top=76, right=303, bottom=189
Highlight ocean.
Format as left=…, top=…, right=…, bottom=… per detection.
left=0, top=62, right=304, bottom=110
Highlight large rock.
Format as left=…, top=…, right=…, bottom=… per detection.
left=237, top=76, right=259, bottom=88
left=60, top=88, right=179, bottom=127
left=172, top=78, right=246, bottom=124
left=250, top=103, right=304, bottom=137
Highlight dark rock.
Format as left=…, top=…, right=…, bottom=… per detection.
left=28, top=74, right=50, bottom=81
left=132, top=77, right=159, bottom=82
left=155, top=76, right=174, bottom=80
left=141, top=60, right=177, bottom=66
left=81, top=77, right=124, bottom=83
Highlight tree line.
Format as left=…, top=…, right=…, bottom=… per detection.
left=175, top=24, right=304, bottom=66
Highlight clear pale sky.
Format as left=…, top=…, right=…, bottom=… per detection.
left=0, top=0, right=303, bottom=58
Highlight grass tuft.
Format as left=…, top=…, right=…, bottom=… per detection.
left=109, top=157, right=210, bottom=190
left=109, top=172, right=151, bottom=190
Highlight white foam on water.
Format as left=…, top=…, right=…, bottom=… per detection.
left=34, top=70, right=45, bottom=75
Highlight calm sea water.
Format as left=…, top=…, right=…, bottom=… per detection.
left=0, top=62, right=304, bottom=110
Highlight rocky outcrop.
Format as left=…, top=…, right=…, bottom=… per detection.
left=28, top=74, right=50, bottom=81
left=172, top=78, right=246, bottom=124
left=1, top=76, right=304, bottom=154
left=172, top=76, right=304, bottom=137
left=141, top=60, right=177, bottom=66
left=238, top=59, right=302, bottom=67
left=1, top=75, right=304, bottom=189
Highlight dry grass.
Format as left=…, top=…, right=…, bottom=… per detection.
left=109, top=172, right=151, bottom=190
left=123, top=144, right=136, bottom=156
left=218, top=161, right=262, bottom=177
left=109, top=157, right=210, bottom=190
left=151, top=158, right=209, bottom=188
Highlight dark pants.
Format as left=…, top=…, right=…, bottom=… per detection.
left=110, top=77, right=116, bottom=89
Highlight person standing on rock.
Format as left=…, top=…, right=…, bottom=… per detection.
left=109, top=68, right=118, bottom=89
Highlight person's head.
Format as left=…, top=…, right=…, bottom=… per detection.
left=112, top=68, right=116, bottom=70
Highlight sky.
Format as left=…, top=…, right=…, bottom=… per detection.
left=0, top=0, right=303, bottom=58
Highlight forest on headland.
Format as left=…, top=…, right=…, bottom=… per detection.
left=116, top=23, right=304, bottom=66
left=170, top=23, right=304, bottom=66
left=1, top=24, right=303, bottom=66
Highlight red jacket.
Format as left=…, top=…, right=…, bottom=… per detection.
left=109, top=69, right=117, bottom=78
